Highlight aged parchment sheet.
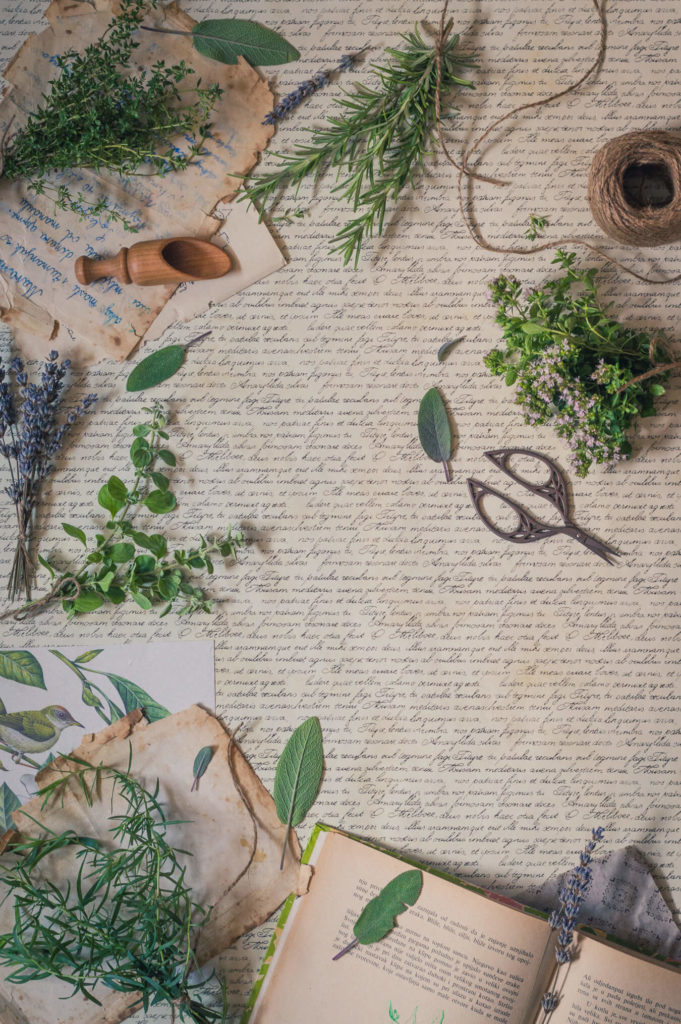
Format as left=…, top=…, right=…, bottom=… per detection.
left=1, top=0, right=681, bottom=1020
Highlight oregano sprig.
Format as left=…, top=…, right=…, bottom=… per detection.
left=4, top=402, right=243, bottom=620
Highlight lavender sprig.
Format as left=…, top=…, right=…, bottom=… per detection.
left=262, top=48, right=367, bottom=125
left=541, top=827, right=605, bottom=1020
left=0, top=350, right=97, bottom=601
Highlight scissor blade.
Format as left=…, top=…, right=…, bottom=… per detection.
left=567, top=528, right=621, bottom=563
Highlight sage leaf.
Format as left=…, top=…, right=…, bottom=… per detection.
left=192, top=19, right=300, bottom=66
left=0, top=650, right=45, bottom=689
left=333, top=869, right=423, bottom=960
left=418, top=387, right=453, bottom=482
left=103, top=673, right=170, bottom=722
left=126, top=346, right=186, bottom=392
left=62, top=523, right=87, bottom=546
left=191, top=746, right=214, bottom=791
left=0, top=783, right=21, bottom=832
left=437, top=338, right=463, bottom=363
left=273, top=716, right=323, bottom=870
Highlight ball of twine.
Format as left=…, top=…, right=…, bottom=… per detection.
left=587, top=130, right=681, bottom=247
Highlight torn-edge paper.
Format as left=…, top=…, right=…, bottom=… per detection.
left=0, top=0, right=281, bottom=364
left=0, top=705, right=309, bottom=1024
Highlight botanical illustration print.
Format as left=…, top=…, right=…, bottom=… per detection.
left=0, top=640, right=214, bottom=830
left=389, top=1003, right=445, bottom=1024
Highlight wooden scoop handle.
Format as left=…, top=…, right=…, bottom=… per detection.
left=75, top=248, right=131, bottom=285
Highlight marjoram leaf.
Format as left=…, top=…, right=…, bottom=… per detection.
left=192, top=19, right=300, bottom=66
left=0, top=650, right=45, bottom=689
left=353, top=869, right=423, bottom=944
left=273, top=717, right=324, bottom=869
left=126, top=346, right=186, bottom=393
left=417, top=387, right=453, bottom=481
left=191, top=746, right=214, bottom=791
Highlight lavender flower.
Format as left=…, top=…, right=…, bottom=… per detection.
left=541, top=827, right=605, bottom=1019
left=0, top=350, right=97, bottom=601
left=263, top=49, right=366, bottom=125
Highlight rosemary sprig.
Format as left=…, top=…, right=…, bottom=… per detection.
left=0, top=757, right=226, bottom=1022
left=244, top=22, right=475, bottom=266
left=1, top=0, right=221, bottom=230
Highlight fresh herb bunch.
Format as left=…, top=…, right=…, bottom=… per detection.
left=0, top=757, right=226, bottom=1022
left=244, top=24, right=474, bottom=266
left=485, top=251, right=671, bottom=476
left=12, top=401, right=243, bottom=619
left=1, top=0, right=221, bottom=229
left=0, top=350, right=96, bottom=603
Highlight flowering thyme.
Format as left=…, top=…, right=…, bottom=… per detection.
left=0, top=349, right=96, bottom=602
left=541, top=827, right=605, bottom=1020
left=485, top=251, right=672, bottom=476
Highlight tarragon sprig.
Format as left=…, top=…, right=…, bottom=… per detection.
left=244, top=22, right=474, bottom=266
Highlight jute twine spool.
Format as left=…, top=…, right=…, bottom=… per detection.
left=587, top=131, right=681, bottom=247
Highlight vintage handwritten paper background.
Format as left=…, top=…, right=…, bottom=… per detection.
left=1, top=0, right=681, bottom=1019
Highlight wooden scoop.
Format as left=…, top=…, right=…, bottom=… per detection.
left=75, top=237, right=232, bottom=287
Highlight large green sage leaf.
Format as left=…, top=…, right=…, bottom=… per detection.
left=0, top=650, right=45, bottom=689
left=126, top=346, right=185, bottom=392
left=354, top=869, right=423, bottom=943
left=273, top=717, right=323, bottom=869
left=418, top=387, right=453, bottom=482
left=193, top=19, right=300, bottom=66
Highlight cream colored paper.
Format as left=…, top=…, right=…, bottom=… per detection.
left=0, top=706, right=308, bottom=1024
left=2, top=0, right=681, bottom=1021
left=0, top=0, right=282, bottom=363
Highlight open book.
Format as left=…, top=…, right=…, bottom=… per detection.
left=244, top=826, right=681, bottom=1024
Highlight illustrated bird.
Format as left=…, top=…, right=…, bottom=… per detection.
left=0, top=702, right=83, bottom=760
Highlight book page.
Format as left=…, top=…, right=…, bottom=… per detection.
left=1, top=1, right=681, bottom=1021
left=549, top=933, right=681, bottom=1024
left=250, top=830, right=554, bottom=1024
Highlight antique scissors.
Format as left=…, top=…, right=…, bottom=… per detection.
left=467, top=448, right=620, bottom=564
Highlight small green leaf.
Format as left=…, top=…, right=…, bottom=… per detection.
left=109, top=542, right=135, bottom=564
left=134, top=554, right=156, bottom=574
left=0, top=783, right=21, bottom=832
left=353, top=870, right=423, bottom=945
left=130, top=437, right=153, bottom=469
left=192, top=19, right=300, bottom=66
left=98, top=484, right=125, bottom=516
left=73, top=592, right=105, bottom=614
left=0, top=651, right=45, bottom=689
left=131, top=592, right=153, bottom=610
left=417, top=388, right=453, bottom=481
left=505, top=367, right=518, bottom=386
left=106, top=586, right=127, bottom=605
left=273, top=717, right=324, bottom=869
left=649, top=383, right=666, bottom=396
left=191, top=746, right=214, bottom=790
left=62, top=523, right=87, bottom=546
left=132, top=424, right=151, bottom=437
left=38, top=554, right=56, bottom=580
left=96, top=571, right=116, bottom=593
left=150, top=472, right=169, bottom=492
left=158, top=449, right=176, bottom=467
left=126, top=346, right=186, bottom=392
left=144, top=491, right=177, bottom=514
left=74, top=650, right=103, bottom=664
left=520, top=322, right=545, bottom=335
left=107, top=476, right=128, bottom=503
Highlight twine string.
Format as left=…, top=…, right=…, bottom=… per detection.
left=0, top=575, right=81, bottom=621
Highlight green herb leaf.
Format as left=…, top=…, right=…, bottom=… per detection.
left=74, top=650, right=103, bottom=664
left=150, top=472, right=169, bottom=492
left=126, top=346, right=186, bottom=392
left=109, top=542, right=135, bottom=564
left=417, top=388, right=453, bottom=482
left=131, top=592, right=153, bottom=610
left=0, top=650, right=45, bottom=690
left=191, top=746, right=214, bottom=791
left=38, top=554, right=56, bottom=580
left=192, top=19, right=300, bottom=66
left=273, top=717, right=324, bottom=870
left=144, top=491, right=177, bottom=515
left=98, top=483, right=125, bottom=516
left=354, top=870, right=423, bottom=944
left=437, top=338, right=463, bottom=363
left=650, top=383, right=666, bottom=396
left=73, top=592, right=105, bottom=614
left=107, top=476, right=128, bottom=503
left=0, top=782, right=21, bottom=832
left=130, top=437, right=153, bottom=469
left=158, top=449, right=176, bottom=467
left=62, top=523, right=87, bottom=546
left=520, top=322, right=545, bottom=336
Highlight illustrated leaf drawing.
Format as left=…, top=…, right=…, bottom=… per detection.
left=192, top=19, right=300, bottom=66
left=191, top=746, right=214, bottom=791
left=126, top=346, right=186, bottom=392
left=102, top=674, right=170, bottom=723
left=0, top=650, right=45, bottom=690
left=273, top=717, right=324, bottom=870
left=0, top=782, right=21, bottom=833
left=74, top=650, right=103, bottom=665
left=418, top=387, right=453, bottom=482
left=333, top=869, right=423, bottom=960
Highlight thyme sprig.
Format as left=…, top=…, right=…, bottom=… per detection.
left=1, top=0, right=221, bottom=229
left=244, top=22, right=475, bottom=266
left=0, top=756, right=226, bottom=1022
